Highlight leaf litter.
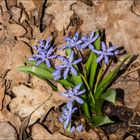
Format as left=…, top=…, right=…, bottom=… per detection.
left=0, top=0, right=139, bottom=139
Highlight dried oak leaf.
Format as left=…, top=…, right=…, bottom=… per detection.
left=17, top=0, right=36, bottom=12
left=0, top=94, right=21, bottom=132
left=0, top=79, right=5, bottom=110
left=0, top=40, right=31, bottom=88
left=9, top=85, right=65, bottom=125
left=10, top=6, right=22, bottom=23
left=46, top=0, right=76, bottom=31
left=72, top=1, right=140, bottom=54
left=0, top=122, right=17, bottom=140
left=32, top=123, right=72, bottom=140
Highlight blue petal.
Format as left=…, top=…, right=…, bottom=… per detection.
left=60, top=93, right=69, bottom=98
left=90, top=34, right=99, bottom=43
left=70, top=126, right=76, bottom=133
left=55, top=65, right=66, bottom=69
left=76, top=124, right=84, bottom=132
left=54, top=75, right=61, bottom=80
left=67, top=101, right=73, bottom=111
left=90, top=31, right=94, bottom=40
left=76, top=89, right=86, bottom=95
left=64, top=116, right=71, bottom=129
left=73, top=58, right=82, bottom=65
left=106, top=52, right=114, bottom=56
left=36, top=60, right=43, bottom=66
left=59, top=116, right=64, bottom=122
left=63, top=67, right=69, bottom=79
left=96, top=55, right=104, bottom=63
left=104, top=55, right=109, bottom=64
left=101, top=41, right=107, bottom=51
left=74, top=96, right=84, bottom=104
left=47, top=47, right=53, bottom=55
left=107, top=46, right=116, bottom=52
left=74, top=83, right=82, bottom=92
left=71, top=66, right=77, bottom=75
left=49, top=55, right=57, bottom=59
left=45, top=60, right=51, bottom=67
left=69, top=51, right=74, bottom=63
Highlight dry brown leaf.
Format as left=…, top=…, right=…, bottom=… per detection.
left=1, top=40, right=31, bottom=88
left=9, top=85, right=66, bottom=125
left=0, top=79, right=5, bottom=110
left=72, top=1, right=140, bottom=54
left=74, top=129, right=101, bottom=140
left=46, top=0, right=76, bottom=31
left=10, top=6, right=22, bottom=23
left=0, top=95, right=21, bottom=132
left=32, top=123, right=72, bottom=140
left=17, top=0, right=36, bottom=12
left=0, top=122, right=17, bottom=140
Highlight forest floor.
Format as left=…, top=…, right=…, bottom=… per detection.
left=0, top=0, right=140, bottom=140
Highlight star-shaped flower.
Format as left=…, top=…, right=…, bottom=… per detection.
left=81, top=31, right=99, bottom=49
left=60, top=83, right=85, bottom=104
left=59, top=101, right=77, bottom=129
left=89, top=41, right=119, bottom=64
left=30, top=38, right=57, bottom=67
left=54, top=51, right=82, bottom=80
left=61, top=32, right=82, bottom=50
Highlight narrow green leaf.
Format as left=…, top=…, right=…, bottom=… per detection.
left=100, top=89, right=116, bottom=105
left=18, top=66, right=54, bottom=80
left=85, top=52, right=93, bottom=75
left=18, top=66, right=73, bottom=88
left=89, top=33, right=101, bottom=90
left=95, top=54, right=131, bottom=99
left=26, top=60, right=54, bottom=72
left=92, top=115, right=114, bottom=127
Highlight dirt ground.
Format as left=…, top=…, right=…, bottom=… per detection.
left=0, top=0, right=140, bottom=139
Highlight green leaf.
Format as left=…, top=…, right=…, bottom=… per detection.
left=25, top=60, right=54, bottom=72
left=18, top=66, right=73, bottom=88
left=18, top=66, right=54, bottom=80
left=100, top=89, right=116, bottom=105
left=92, top=115, right=114, bottom=127
left=88, top=33, right=101, bottom=90
left=85, top=52, right=93, bottom=75
left=95, top=54, right=131, bottom=99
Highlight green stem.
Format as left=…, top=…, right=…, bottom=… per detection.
left=94, top=62, right=104, bottom=94
left=80, top=73, right=95, bottom=105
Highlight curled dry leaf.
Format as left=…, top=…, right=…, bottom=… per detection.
left=0, top=94, right=21, bottom=132
left=0, top=79, right=5, bottom=110
left=1, top=41, right=31, bottom=88
left=46, top=0, right=76, bottom=31
left=9, top=85, right=66, bottom=125
left=32, top=123, right=72, bottom=140
left=10, top=6, right=22, bottom=23
left=17, top=0, right=36, bottom=12
left=0, top=122, right=17, bottom=140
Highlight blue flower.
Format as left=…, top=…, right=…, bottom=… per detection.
left=60, top=83, right=85, bottom=104
left=89, top=41, right=119, bottom=64
left=30, top=39, right=57, bottom=67
left=52, top=70, right=61, bottom=81
left=76, top=123, right=85, bottom=132
left=70, top=123, right=85, bottom=133
left=59, top=101, right=77, bottom=129
left=81, top=31, right=99, bottom=49
left=54, top=51, right=82, bottom=79
left=61, top=32, right=82, bottom=50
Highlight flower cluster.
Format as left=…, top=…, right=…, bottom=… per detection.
left=52, top=51, right=82, bottom=80
left=59, top=83, right=86, bottom=130
left=30, top=39, right=56, bottom=67
left=28, top=31, right=121, bottom=132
